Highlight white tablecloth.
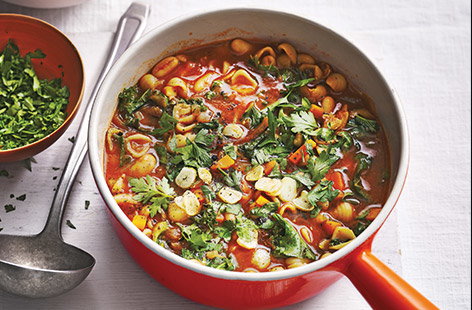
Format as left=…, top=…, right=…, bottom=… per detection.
left=0, top=1, right=470, bottom=309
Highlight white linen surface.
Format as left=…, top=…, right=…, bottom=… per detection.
left=0, top=0, right=470, bottom=309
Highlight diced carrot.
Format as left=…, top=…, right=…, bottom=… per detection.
left=326, top=171, right=347, bottom=190
left=264, top=160, right=278, bottom=175
left=365, top=208, right=382, bottom=221
left=322, top=220, right=342, bottom=236
left=216, top=213, right=225, bottom=223
left=288, top=144, right=307, bottom=165
left=211, top=155, right=235, bottom=170
left=255, top=195, right=271, bottom=206
left=192, top=189, right=205, bottom=203
left=132, top=215, right=147, bottom=231
left=310, top=104, right=324, bottom=118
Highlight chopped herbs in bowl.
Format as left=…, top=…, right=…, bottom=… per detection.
left=0, top=40, right=69, bottom=150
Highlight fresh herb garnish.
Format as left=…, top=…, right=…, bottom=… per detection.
left=129, top=176, right=176, bottom=217
left=0, top=40, right=70, bottom=150
left=307, top=151, right=340, bottom=181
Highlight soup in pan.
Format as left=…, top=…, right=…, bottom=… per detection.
left=104, top=39, right=390, bottom=272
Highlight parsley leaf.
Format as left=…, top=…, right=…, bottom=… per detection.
left=307, top=151, right=340, bottom=181
left=175, top=129, right=215, bottom=168
left=286, top=111, right=319, bottom=135
left=129, top=176, right=176, bottom=217
left=150, top=111, right=177, bottom=136
left=272, top=214, right=316, bottom=259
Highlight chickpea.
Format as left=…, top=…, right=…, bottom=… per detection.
left=261, top=55, right=276, bottom=66
left=321, top=96, right=336, bottom=113
left=164, top=227, right=182, bottom=241
left=277, top=54, right=291, bottom=68
left=326, top=73, right=347, bottom=92
left=293, top=132, right=304, bottom=147
left=300, top=85, right=327, bottom=103
left=230, top=38, right=253, bottom=55
left=139, top=74, right=159, bottom=90
left=313, top=65, right=323, bottom=80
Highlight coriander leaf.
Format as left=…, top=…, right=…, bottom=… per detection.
left=307, top=151, right=340, bottom=181
left=150, top=112, right=177, bottom=136
left=129, top=176, right=176, bottom=217
left=347, top=115, right=379, bottom=138
left=286, top=111, right=319, bottom=135
left=201, top=185, right=216, bottom=202
left=223, top=144, right=238, bottom=160
left=307, top=180, right=339, bottom=217
left=272, top=214, right=316, bottom=259
left=286, top=171, right=315, bottom=187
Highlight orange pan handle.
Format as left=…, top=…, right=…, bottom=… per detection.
left=344, top=249, right=438, bottom=310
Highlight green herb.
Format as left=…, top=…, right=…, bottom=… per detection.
left=4, top=204, right=15, bottom=212
left=150, top=112, right=177, bottom=136
left=286, top=172, right=315, bottom=187
left=272, top=214, right=316, bottom=259
left=66, top=220, right=76, bottom=229
left=0, top=170, right=9, bottom=177
left=113, top=132, right=131, bottom=167
left=175, top=129, right=215, bottom=168
left=350, top=153, right=372, bottom=200
left=353, top=220, right=371, bottom=236
left=15, top=194, right=26, bottom=201
left=85, top=200, right=90, bottom=210
left=222, top=144, right=237, bottom=160
left=23, top=157, right=37, bottom=171
left=129, top=176, right=176, bottom=217
left=222, top=170, right=242, bottom=190
left=312, top=128, right=335, bottom=142
left=118, top=86, right=150, bottom=127
left=201, top=185, right=216, bottom=202
left=286, top=111, right=319, bottom=135
left=180, top=223, right=221, bottom=252
left=250, top=202, right=278, bottom=229
left=242, top=105, right=264, bottom=128
left=68, top=136, right=75, bottom=143
left=52, top=167, right=60, bottom=171
left=154, top=145, right=168, bottom=164
left=307, top=180, right=339, bottom=218
left=0, top=40, right=70, bottom=150
left=307, top=151, right=340, bottom=181
left=348, top=115, right=379, bottom=138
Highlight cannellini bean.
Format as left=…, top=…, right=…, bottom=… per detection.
left=230, top=38, right=253, bottom=55
left=255, top=46, right=276, bottom=59
left=332, top=201, right=354, bottom=222
left=278, top=177, right=298, bottom=202
left=152, top=56, right=179, bottom=78
left=286, top=257, right=310, bottom=269
left=197, top=167, right=213, bottom=184
left=321, top=96, right=336, bottom=113
left=194, top=72, right=219, bottom=93
left=245, top=165, right=264, bottom=182
left=297, top=53, right=315, bottom=64
left=167, top=77, right=189, bottom=98
left=278, top=43, right=297, bottom=64
left=332, top=226, right=356, bottom=241
left=125, top=134, right=152, bottom=158
left=326, top=73, right=347, bottom=92
left=129, top=154, right=157, bottom=177
left=114, top=193, right=139, bottom=205
left=292, top=191, right=313, bottom=211
left=175, top=167, right=197, bottom=189
left=167, top=202, right=189, bottom=222
left=223, top=123, right=244, bottom=139
left=261, top=55, right=276, bottom=66
left=277, top=54, right=291, bottom=68
left=111, top=176, right=125, bottom=194
left=139, top=74, right=159, bottom=90
left=251, top=248, right=271, bottom=269
left=218, top=187, right=243, bottom=204
left=106, top=128, right=122, bottom=152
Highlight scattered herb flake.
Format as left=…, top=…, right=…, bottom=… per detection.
left=66, top=220, right=76, bottom=229
left=16, top=194, right=26, bottom=201
left=0, top=170, right=9, bottom=177
left=85, top=200, right=90, bottom=210
left=4, top=204, right=15, bottom=212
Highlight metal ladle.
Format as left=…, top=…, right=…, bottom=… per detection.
left=0, top=2, right=150, bottom=298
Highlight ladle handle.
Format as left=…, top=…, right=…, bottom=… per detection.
left=41, top=2, right=150, bottom=238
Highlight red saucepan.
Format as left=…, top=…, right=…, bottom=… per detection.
left=89, top=8, right=437, bottom=309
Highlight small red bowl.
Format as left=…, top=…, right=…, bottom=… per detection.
left=0, top=14, right=84, bottom=162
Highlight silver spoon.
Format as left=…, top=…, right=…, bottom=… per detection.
left=0, top=2, right=150, bottom=298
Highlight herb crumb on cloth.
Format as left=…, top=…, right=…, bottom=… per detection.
left=4, top=204, right=15, bottom=213
left=66, top=220, right=76, bottom=229
left=0, top=40, right=70, bottom=150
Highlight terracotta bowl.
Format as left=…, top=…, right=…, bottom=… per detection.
left=0, top=14, right=84, bottom=162
left=89, top=8, right=437, bottom=309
